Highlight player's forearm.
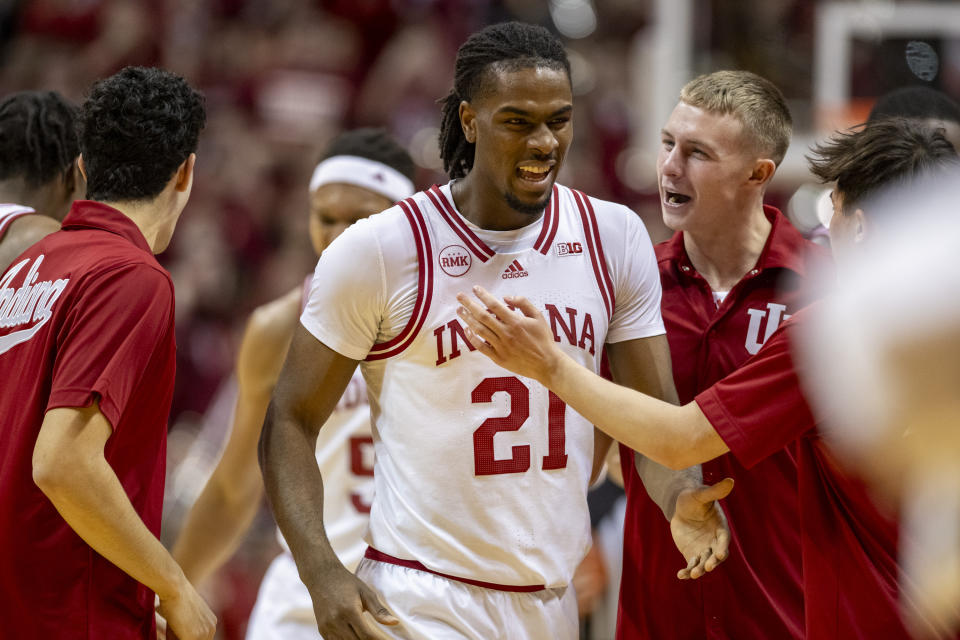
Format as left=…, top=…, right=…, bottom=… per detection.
left=34, top=449, right=188, bottom=600
left=259, top=404, right=342, bottom=587
left=634, top=453, right=703, bottom=520
left=172, top=473, right=262, bottom=585
left=544, top=353, right=715, bottom=469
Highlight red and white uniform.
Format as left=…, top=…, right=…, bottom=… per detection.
left=617, top=207, right=829, bottom=640
left=696, top=310, right=958, bottom=640
left=0, top=203, right=36, bottom=241
left=301, top=182, right=663, bottom=636
left=0, top=201, right=176, bottom=640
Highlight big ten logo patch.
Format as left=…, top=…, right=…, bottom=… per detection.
left=555, top=241, right=583, bottom=257
left=439, top=245, right=472, bottom=277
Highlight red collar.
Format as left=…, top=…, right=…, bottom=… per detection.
left=60, top=200, right=152, bottom=254
left=659, top=205, right=811, bottom=277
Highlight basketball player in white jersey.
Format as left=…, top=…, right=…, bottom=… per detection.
left=0, top=91, right=84, bottom=274
left=261, top=22, right=733, bottom=640
left=171, top=129, right=416, bottom=640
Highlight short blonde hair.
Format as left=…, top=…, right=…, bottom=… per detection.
left=679, top=70, right=792, bottom=165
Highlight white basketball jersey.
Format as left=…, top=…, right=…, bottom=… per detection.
left=303, top=182, right=661, bottom=588
left=0, top=204, right=35, bottom=242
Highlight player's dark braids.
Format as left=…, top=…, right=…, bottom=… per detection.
left=438, top=22, right=570, bottom=179
left=322, top=128, right=416, bottom=182
left=80, top=66, right=206, bottom=202
left=0, top=91, right=79, bottom=188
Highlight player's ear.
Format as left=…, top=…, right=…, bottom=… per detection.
left=460, top=101, right=478, bottom=144
left=174, top=153, right=196, bottom=193
left=748, top=158, right=776, bottom=187
left=851, top=208, right=868, bottom=244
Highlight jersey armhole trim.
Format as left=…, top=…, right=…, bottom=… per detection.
left=365, top=197, right=434, bottom=361
left=0, top=208, right=36, bottom=239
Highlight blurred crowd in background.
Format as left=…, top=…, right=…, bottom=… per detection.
left=2, top=0, right=959, bottom=637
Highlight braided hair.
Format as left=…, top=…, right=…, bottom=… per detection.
left=438, top=22, right=570, bottom=179
left=322, top=128, right=416, bottom=182
left=0, top=91, right=79, bottom=188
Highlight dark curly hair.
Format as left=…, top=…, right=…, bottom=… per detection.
left=438, top=22, right=570, bottom=179
left=322, top=128, right=416, bottom=182
left=0, top=90, right=79, bottom=188
left=80, top=66, right=206, bottom=202
left=808, top=118, right=959, bottom=213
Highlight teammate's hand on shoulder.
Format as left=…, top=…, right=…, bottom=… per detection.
left=670, top=477, right=734, bottom=580
left=156, top=577, right=216, bottom=640
left=309, top=565, right=398, bottom=640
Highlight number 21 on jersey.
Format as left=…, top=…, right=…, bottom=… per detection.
left=472, top=376, right=568, bottom=476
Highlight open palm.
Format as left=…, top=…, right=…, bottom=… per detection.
left=670, top=477, right=735, bottom=579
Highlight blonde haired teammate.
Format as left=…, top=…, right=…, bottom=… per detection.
left=616, top=69, right=829, bottom=640
left=171, top=129, right=416, bottom=640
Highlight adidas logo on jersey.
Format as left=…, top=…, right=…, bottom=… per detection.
left=501, top=260, right=529, bottom=279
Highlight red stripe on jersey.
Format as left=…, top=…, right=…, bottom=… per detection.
left=364, top=547, right=546, bottom=593
left=0, top=209, right=33, bottom=241
left=427, top=185, right=494, bottom=261
left=572, top=190, right=614, bottom=320
left=533, top=185, right=560, bottom=255
left=365, top=198, right=434, bottom=360
left=580, top=191, right=615, bottom=312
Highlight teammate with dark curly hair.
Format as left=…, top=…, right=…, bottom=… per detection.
left=260, top=21, right=725, bottom=640
left=0, top=67, right=214, bottom=640
left=80, top=66, right=206, bottom=205
left=0, top=90, right=84, bottom=273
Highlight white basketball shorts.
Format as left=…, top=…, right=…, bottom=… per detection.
left=355, top=554, right=578, bottom=640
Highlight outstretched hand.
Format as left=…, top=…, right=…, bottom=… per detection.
left=671, top=477, right=735, bottom=580
left=456, top=286, right=562, bottom=383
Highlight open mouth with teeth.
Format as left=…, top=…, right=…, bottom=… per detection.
left=665, top=191, right=692, bottom=205
left=517, top=165, right=552, bottom=181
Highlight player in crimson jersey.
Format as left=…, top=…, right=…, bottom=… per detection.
left=260, top=21, right=732, bottom=640
left=457, top=117, right=959, bottom=640
left=0, top=68, right=213, bottom=640
left=171, top=129, right=416, bottom=640
left=0, top=90, right=85, bottom=273
left=617, top=70, right=830, bottom=640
